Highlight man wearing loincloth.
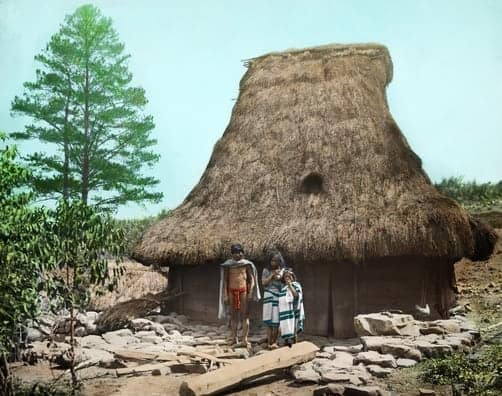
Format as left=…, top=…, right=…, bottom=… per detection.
left=218, top=243, right=260, bottom=347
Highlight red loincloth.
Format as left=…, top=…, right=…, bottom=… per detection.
left=228, top=286, right=247, bottom=310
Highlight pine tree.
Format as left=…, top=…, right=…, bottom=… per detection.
left=11, top=4, right=162, bottom=211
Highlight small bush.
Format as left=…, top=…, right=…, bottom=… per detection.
left=420, top=344, right=502, bottom=395
left=113, top=209, right=171, bottom=256
left=434, top=177, right=502, bottom=212
left=13, top=380, right=80, bottom=396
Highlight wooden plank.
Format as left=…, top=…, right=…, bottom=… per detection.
left=116, top=360, right=189, bottom=377
left=109, top=348, right=178, bottom=362
left=214, top=351, right=248, bottom=359
left=179, top=341, right=319, bottom=396
left=177, top=349, right=233, bottom=364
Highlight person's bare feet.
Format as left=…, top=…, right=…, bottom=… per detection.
left=240, top=339, right=251, bottom=349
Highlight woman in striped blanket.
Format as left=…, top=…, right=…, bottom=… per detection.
left=279, top=270, right=305, bottom=346
left=262, top=253, right=285, bottom=349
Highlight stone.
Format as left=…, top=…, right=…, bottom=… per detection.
left=419, top=389, right=435, bottom=395
left=313, top=384, right=345, bottom=396
left=316, top=351, right=333, bottom=359
left=320, top=371, right=358, bottom=384
left=417, top=333, right=440, bottom=343
left=380, top=343, right=422, bottom=361
left=54, top=347, right=118, bottom=369
left=366, top=364, right=392, bottom=378
left=396, top=358, right=417, bottom=368
left=76, top=311, right=98, bottom=334
left=130, top=318, right=154, bottom=331
left=429, top=320, right=461, bottom=334
left=169, top=329, right=182, bottom=337
left=436, top=337, right=462, bottom=350
left=335, top=344, right=363, bottom=353
left=75, top=326, right=87, bottom=337
left=291, top=362, right=321, bottom=383
left=85, top=311, right=98, bottom=322
left=233, top=347, right=250, bottom=359
left=135, top=330, right=157, bottom=337
left=448, top=305, right=465, bottom=315
left=448, top=333, right=474, bottom=346
left=105, top=328, right=133, bottom=337
left=76, top=312, right=96, bottom=328
left=102, top=329, right=138, bottom=347
left=162, top=323, right=180, bottom=332
left=55, top=318, right=71, bottom=334
left=80, top=335, right=107, bottom=348
left=140, top=335, right=163, bottom=344
left=26, top=327, right=44, bottom=342
left=85, top=323, right=98, bottom=335
left=354, top=313, right=419, bottom=337
left=411, top=340, right=452, bottom=358
left=146, top=314, right=171, bottom=323
left=354, top=351, right=396, bottom=368
left=331, top=351, right=354, bottom=368
left=38, top=325, right=52, bottom=335
left=343, top=385, right=389, bottom=396
left=176, top=315, right=188, bottom=324
left=39, top=314, right=56, bottom=328
left=360, top=336, right=393, bottom=351
left=420, top=326, right=447, bottom=335
left=151, top=322, right=168, bottom=337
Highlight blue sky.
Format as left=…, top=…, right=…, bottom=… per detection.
left=1, top=0, right=501, bottom=218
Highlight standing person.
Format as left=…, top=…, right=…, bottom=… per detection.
left=278, top=269, right=305, bottom=346
left=218, top=243, right=260, bottom=348
left=262, top=253, right=285, bottom=349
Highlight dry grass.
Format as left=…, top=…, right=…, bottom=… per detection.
left=133, top=43, right=495, bottom=267
left=88, top=259, right=168, bottom=311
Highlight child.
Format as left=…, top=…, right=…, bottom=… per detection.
left=278, top=269, right=305, bottom=346
left=262, top=253, right=285, bottom=349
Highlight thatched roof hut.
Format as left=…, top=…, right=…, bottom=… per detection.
left=134, top=43, right=496, bottom=336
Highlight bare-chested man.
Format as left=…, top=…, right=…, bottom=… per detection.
left=218, top=243, right=260, bottom=347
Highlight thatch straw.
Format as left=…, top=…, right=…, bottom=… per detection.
left=88, top=259, right=168, bottom=311
left=133, top=43, right=495, bottom=266
left=95, top=290, right=172, bottom=332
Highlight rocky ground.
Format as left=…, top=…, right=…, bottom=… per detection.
left=12, top=310, right=482, bottom=396
left=11, top=229, right=502, bottom=396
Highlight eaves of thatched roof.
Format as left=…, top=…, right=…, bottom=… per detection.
left=134, top=43, right=495, bottom=267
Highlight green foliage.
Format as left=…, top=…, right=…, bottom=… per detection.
left=0, top=133, right=54, bottom=355
left=13, top=380, right=80, bottom=396
left=113, top=209, right=171, bottom=256
left=420, top=344, right=502, bottom=395
left=11, top=4, right=162, bottom=211
left=435, top=176, right=502, bottom=211
left=0, top=131, right=126, bottom=391
left=46, top=199, right=126, bottom=310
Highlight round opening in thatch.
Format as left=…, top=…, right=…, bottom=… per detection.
left=301, top=173, right=324, bottom=194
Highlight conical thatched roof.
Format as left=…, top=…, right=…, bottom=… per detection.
left=134, top=43, right=494, bottom=266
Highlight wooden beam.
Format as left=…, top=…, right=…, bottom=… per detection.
left=109, top=348, right=178, bottom=362
left=116, top=359, right=190, bottom=377
left=177, top=349, right=233, bottom=364
left=179, top=341, right=319, bottom=396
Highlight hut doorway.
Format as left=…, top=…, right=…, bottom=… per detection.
left=299, top=261, right=356, bottom=337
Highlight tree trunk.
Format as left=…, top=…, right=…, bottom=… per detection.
left=81, top=63, right=90, bottom=204
left=63, top=74, right=71, bottom=200
left=0, top=352, right=13, bottom=396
